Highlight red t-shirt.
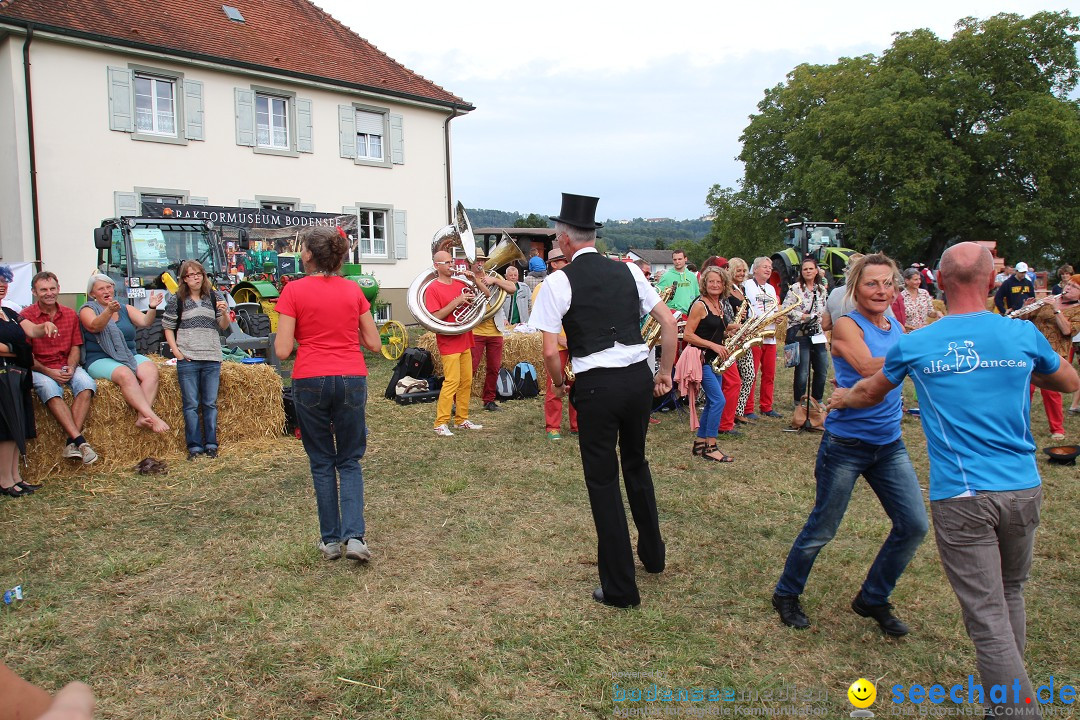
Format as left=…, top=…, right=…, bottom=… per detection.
left=20, top=303, right=82, bottom=369
left=275, top=275, right=370, bottom=379
left=424, top=278, right=474, bottom=355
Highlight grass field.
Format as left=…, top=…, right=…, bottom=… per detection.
left=2, top=349, right=1078, bottom=719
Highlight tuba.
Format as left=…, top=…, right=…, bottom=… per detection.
left=406, top=203, right=489, bottom=335
left=640, top=286, right=676, bottom=348
left=478, top=233, right=528, bottom=322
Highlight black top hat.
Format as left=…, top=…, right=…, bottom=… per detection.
left=550, top=193, right=603, bottom=230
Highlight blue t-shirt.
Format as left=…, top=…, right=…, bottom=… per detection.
left=826, top=310, right=903, bottom=444
left=882, top=312, right=1060, bottom=500
left=528, top=256, right=547, bottom=273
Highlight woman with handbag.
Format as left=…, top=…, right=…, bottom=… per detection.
left=784, top=258, right=829, bottom=406
left=683, top=266, right=734, bottom=462
left=0, top=265, right=58, bottom=497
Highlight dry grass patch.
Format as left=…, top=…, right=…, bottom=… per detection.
left=2, top=353, right=1078, bottom=719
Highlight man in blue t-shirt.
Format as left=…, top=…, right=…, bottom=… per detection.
left=829, top=243, right=1079, bottom=720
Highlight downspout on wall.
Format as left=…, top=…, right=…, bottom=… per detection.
left=443, top=103, right=460, bottom=221
left=22, top=24, right=42, bottom=264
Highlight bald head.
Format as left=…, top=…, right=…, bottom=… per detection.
left=939, top=242, right=993, bottom=289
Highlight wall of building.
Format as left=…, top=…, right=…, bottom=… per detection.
left=0, top=36, right=36, bottom=266
left=10, top=37, right=460, bottom=321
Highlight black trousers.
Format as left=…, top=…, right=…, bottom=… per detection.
left=571, top=361, right=665, bottom=606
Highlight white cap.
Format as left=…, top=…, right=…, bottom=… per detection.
left=1015, top=261, right=1029, bottom=272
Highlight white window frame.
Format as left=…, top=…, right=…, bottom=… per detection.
left=134, top=73, right=177, bottom=137
left=372, top=303, right=391, bottom=323
left=357, top=208, right=389, bottom=259
left=355, top=109, right=385, bottom=161
left=256, top=93, right=291, bottom=150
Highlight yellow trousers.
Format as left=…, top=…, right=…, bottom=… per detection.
left=435, top=350, right=473, bottom=427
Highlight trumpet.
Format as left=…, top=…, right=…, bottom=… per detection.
left=711, top=289, right=803, bottom=373
left=1006, top=294, right=1061, bottom=319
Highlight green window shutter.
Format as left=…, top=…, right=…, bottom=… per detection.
left=393, top=209, right=407, bottom=260
left=114, top=191, right=139, bottom=217
left=107, top=67, right=133, bottom=132
left=338, top=105, right=356, bottom=159
left=390, top=113, right=404, bottom=165
left=184, top=79, right=204, bottom=141
left=238, top=200, right=259, bottom=209
left=297, top=98, right=313, bottom=153
left=189, top=196, right=208, bottom=205
left=235, top=88, right=255, bottom=146
left=298, top=203, right=315, bottom=212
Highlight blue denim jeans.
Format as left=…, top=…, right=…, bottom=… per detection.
left=696, top=363, right=725, bottom=439
left=293, top=375, right=367, bottom=544
left=176, top=360, right=221, bottom=452
left=776, top=431, right=928, bottom=605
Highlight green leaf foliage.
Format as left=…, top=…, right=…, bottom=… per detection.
left=723, top=11, right=1080, bottom=268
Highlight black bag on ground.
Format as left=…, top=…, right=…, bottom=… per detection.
left=496, top=368, right=521, bottom=400
left=282, top=386, right=298, bottom=434
left=393, top=376, right=443, bottom=405
left=384, top=348, right=435, bottom=400
left=513, top=362, right=540, bottom=398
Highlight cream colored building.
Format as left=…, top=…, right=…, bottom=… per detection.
left=0, top=0, right=472, bottom=318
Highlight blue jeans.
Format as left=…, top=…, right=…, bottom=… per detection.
left=293, top=375, right=367, bottom=544
left=176, top=360, right=221, bottom=452
left=696, top=363, right=725, bottom=439
left=776, top=431, right=928, bottom=605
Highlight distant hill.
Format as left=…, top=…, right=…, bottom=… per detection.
left=466, top=209, right=711, bottom=254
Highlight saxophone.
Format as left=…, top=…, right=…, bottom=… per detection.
left=711, top=289, right=803, bottom=373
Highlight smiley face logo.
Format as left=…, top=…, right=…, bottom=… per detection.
left=848, top=678, right=876, bottom=709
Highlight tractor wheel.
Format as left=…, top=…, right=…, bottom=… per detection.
left=135, top=317, right=165, bottom=356
left=379, top=320, right=407, bottom=360
left=238, top=310, right=272, bottom=338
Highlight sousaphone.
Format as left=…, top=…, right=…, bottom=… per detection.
left=406, top=203, right=487, bottom=334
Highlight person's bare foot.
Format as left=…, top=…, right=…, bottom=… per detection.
left=135, top=416, right=152, bottom=430
left=148, top=416, right=170, bottom=433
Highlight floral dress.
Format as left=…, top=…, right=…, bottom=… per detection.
left=902, top=288, right=935, bottom=330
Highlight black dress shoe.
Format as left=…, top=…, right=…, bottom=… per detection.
left=592, top=587, right=639, bottom=609
left=772, top=593, right=810, bottom=629
left=484, top=401, right=501, bottom=411
left=852, top=592, right=910, bottom=636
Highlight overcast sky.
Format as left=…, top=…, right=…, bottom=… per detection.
left=318, top=1, right=1075, bottom=221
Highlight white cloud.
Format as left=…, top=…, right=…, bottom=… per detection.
left=316, top=0, right=1077, bottom=219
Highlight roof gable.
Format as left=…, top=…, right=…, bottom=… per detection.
left=0, top=0, right=471, bottom=109
left=627, top=248, right=676, bottom=265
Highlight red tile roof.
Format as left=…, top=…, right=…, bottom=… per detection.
left=0, top=0, right=472, bottom=109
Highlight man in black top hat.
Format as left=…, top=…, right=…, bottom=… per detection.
left=531, top=192, right=677, bottom=608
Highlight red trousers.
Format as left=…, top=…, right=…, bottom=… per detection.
left=746, top=342, right=777, bottom=414
left=471, top=334, right=504, bottom=404
left=1030, top=385, right=1064, bottom=435
left=545, top=348, right=578, bottom=432
left=718, top=362, right=741, bottom=431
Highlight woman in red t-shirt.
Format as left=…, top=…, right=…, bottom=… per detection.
left=274, top=227, right=382, bottom=563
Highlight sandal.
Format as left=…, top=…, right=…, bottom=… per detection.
left=0, top=483, right=28, bottom=498
left=702, top=444, right=734, bottom=463
left=15, top=481, right=39, bottom=494
left=692, top=440, right=708, bottom=457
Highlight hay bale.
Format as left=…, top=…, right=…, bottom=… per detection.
left=23, top=359, right=284, bottom=481
left=416, top=332, right=547, bottom=397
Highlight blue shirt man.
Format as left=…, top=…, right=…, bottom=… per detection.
left=831, top=242, right=1079, bottom=720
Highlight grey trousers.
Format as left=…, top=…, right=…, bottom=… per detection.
left=931, top=487, right=1043, bottom=719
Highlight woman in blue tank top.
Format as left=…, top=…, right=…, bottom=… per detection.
left=772, top=254, right=928, bottom=637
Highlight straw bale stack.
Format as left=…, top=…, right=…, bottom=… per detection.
left=22, top=359, right=285, bottom=481
left=416, top=331, right=547, bottom=397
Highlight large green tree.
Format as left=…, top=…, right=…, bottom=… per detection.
left=715, top=11, right=1080, bottom=267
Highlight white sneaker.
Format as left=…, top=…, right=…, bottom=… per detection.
left=454, top=419, right=483, bottom=430
left=318, top=541, right=342, bottom=560
left=62, top=443, right=81, bottom=460
left=79, top=443, right=99, bottom=464
left=345, top=537, right=371, bottom=562
left=1050, top=433, right=1066, bottom=441
left=434, top=424, right=455, bottom=437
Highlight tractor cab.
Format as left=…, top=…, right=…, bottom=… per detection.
left=771, top=220, right=855, bottom=298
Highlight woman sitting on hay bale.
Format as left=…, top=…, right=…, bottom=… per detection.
left=275, top=226, right=382, bottom=564
left=79, top=274, right=170, bottom=434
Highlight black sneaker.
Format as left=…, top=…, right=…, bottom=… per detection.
left=206, top=448, right=218, bottom=459
left=762, top=410, right=784, bottom=419
left=852, top=592, right=910, bottom=636
left=484, top=401, right=501, bottom=411
left=772, top=593, right=810, bottom=629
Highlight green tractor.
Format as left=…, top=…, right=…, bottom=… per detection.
left=770, top=219, right=857, bottom=298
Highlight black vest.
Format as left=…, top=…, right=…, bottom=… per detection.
left=562, top=252, right=645, bottom=358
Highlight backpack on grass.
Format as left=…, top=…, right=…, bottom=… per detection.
left=496, top=368, right=521, bottom=400
left=513, top=362, right=540, bottom=398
